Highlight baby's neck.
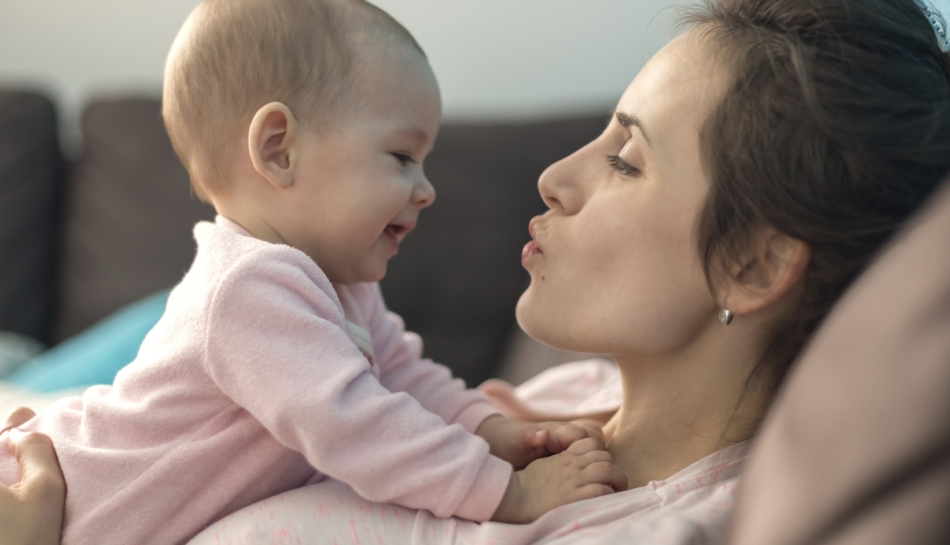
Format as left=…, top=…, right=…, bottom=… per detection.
left=213, top=197, right=287, bottom=247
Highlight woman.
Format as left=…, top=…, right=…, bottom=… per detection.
left=0, top=408, right=65, bottom=545
left=6, top=0, right=950, bottom=543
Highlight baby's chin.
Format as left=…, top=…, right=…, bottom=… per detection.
left=325, top=260, right=388, bottom=285
left=352, top=264, right=388, bottom=285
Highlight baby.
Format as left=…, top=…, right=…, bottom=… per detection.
left=0, top=1, right=624, bottom=543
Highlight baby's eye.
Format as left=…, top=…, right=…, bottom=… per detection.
left=606, top=154, right=641, bottom=177
left=392, top=153, right=415, bottom=166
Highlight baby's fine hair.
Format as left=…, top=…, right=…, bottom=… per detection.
left=162, top=0, right=424, bottom=201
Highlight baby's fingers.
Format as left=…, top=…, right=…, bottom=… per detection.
left=524, top=426, right=549, bottom=449
left=572, top=419, right=606, bottom=446
left=575, top=483, right=618, bottom=502
left=579, top=449, right=614, bottom=466
left=566, top=437, right=604, bottom=456
left=548, top=424, right=590, bottom=452
left=582, top=461, right=628, bottom=492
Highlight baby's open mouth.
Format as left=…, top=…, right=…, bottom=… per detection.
left=384, top=221, right=416, bottom=243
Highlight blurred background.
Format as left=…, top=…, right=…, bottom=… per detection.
left=2, top=0, right=948, bottom=391
left=0, top=0, right=677, bottom=147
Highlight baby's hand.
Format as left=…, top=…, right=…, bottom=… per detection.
left=476, top=415, right=605, bottom=469
left=491, top=438, right=627, bottom=524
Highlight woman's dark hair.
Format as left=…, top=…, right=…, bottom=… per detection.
left=683, top=0, right=950, bottom=402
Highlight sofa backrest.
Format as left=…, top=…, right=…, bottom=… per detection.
left=22, top=96, right=605, bottom=385
left=55, top=99, right=215, bottom=343
left=0, top=91, right=63, bottom=345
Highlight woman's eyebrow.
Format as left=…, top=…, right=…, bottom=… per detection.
left=615, top=111, right=651, bottom=146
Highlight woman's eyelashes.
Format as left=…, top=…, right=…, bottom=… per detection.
left=606, top=154, right=641, bottom=177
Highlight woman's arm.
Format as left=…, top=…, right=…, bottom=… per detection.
left=0, top=408, right=65, bottom=545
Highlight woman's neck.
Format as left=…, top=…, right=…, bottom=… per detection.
left=602, top=325, right=768, bottom=489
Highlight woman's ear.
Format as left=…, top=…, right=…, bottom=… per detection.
left=248, top=102, right=299, bottom=189
left=723, top=228, right=810, bottom=315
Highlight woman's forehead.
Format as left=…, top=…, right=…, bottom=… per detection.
left=616, top=31, right=730, bottom=144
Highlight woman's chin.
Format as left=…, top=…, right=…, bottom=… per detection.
left=515, top=289, right=574, bottom=352
left=515, top=290, right=546, bottom=339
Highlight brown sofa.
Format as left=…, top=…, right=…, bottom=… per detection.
left=0, top=89, right=604, bottom=386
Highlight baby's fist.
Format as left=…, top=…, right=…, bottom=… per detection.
left=491, top=438, right=627, bottom=524
left=477, top=415, right=606, bottom=469
left=538, top=419, right=606, bottom=454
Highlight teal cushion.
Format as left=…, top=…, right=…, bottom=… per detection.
left=5, top=290, right=169, bottom=392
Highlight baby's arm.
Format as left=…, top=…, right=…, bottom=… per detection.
left=364, top=283, right=604, bottom=468
left=203, top=253, right=510, bottom=521
left=189, top=440, right=626, bottom=545
left=188, top=479, right=478, bottom=545
left=363, top=283, right=499, bottom=433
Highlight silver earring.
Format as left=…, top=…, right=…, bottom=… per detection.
left=718, top=308, right=734, bottom=326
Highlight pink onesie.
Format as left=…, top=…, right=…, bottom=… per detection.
left=0, top=217, right=511, bottom=545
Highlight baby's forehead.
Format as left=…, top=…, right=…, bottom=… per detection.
left=329, top=54, right=441, bottom=147
left=337, top=41, right=439, bottom=107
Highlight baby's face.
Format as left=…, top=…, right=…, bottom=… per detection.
left=281, top=48, right=441, bottom=284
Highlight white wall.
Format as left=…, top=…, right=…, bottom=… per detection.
left=0, top=0, right=681, bottom=146
left=379, top=0, right=677, bottom=119
left=1, top=0, right=947, bottom=146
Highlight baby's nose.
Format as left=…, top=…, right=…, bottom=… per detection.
left=413, top=175, right=436, bottom=208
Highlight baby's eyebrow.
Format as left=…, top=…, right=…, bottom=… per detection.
left=614, top=111, right=651, bottom=146
left=393, top=127, right=430, bottom=148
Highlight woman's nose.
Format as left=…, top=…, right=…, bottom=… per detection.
left=412, top=172, right=436, bottom=208
left=537, top=149, right=585, bottom=215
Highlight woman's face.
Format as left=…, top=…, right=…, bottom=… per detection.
left=517, top=31, right=733, bottom=357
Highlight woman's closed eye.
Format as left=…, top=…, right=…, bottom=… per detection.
left=606, top=154, right=641, bottom=177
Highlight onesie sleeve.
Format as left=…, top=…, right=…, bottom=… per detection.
left=202, top=249, right=511, bottom=521
left=361, top=283, right=502, bottom=434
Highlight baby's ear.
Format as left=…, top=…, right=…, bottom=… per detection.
left=248, top=102, right=298, bottom=189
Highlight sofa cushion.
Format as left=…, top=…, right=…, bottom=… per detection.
left=8, top=290, right=168, bottom=392
left=55, top=99, right=214, bottom=341
left=0, top=91, right=63, bottom=344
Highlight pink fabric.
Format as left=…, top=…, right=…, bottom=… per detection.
left=479, top=358, right=623, bottom=421
left=190, top=360, right=749, bottom=545
left=0, top=217, right=510, bottom=545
